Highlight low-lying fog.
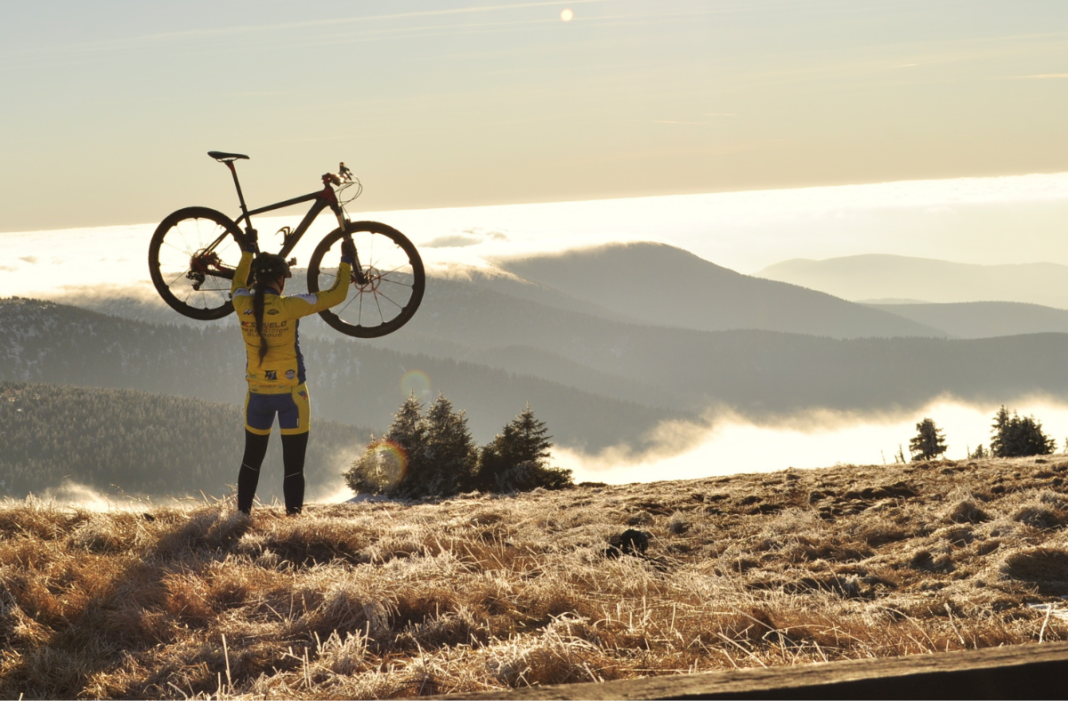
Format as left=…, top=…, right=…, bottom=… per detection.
left=557, top=397, right=1068, bottom=485
left=29, top=397, right=1068, bottom=511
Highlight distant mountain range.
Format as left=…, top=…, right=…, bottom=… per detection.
left=57, top=243, right=942, bottom=339
left=0, top=298, right=673, bottom=451
left=866, top=302, right=1068, bottom=339
left=757, top=254, right=1068, bottom=310
left=495, top=243, right=941, bottom=338
left=8, top=294, right=1068, bottom=445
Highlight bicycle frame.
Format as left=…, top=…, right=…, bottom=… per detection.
left=239, top=187, right=344, bottom=260
left=203, top=162, right=350, bottom=280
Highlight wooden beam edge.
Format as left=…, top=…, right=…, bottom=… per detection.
left=430, top=641, right=1068, bottom=700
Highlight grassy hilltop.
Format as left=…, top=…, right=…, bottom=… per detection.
left=4, top=456, right=1068, bottom=698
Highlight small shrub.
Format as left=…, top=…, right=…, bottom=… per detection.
left=990, top=406, right=1056, bottom=458
left=477, top=405, right=573, bottom=493
left=345, top=394, right=478, bottom=499
left=494, top=460, right=572, bottom=493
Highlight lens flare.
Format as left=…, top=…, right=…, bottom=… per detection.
left=560, top=8, right=574, bottom=21
left=401, top=369, right=431, bottom=399
left=364, top=440, right=409, bottom=489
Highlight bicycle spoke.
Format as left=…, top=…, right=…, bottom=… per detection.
left=375, top=291, right=404, bottom=310
left=373, top=292, right=385, bottom=324
left=165, top=269, right=188, bottom=287
left=175, top=225, right=196, bottom=257
left=161, top=239, right=192, bottom=256
left=376, top=262, right=412, bottom=277
left=379, top=276, right=413, bottom=289
left=337, top=295, right=359, bottom=315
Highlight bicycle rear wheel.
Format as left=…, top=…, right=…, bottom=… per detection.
left=148, top=207, right=244, bottom=320
left=308, top=221, right=425, bottom=337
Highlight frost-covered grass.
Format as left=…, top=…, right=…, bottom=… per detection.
left=4, top=455, right=1068, bottom=698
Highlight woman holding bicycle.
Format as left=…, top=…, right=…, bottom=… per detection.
left=230, top=233, right=356, bottom=516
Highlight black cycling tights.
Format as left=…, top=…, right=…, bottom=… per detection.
left=237, top=430, right=308, bottom=515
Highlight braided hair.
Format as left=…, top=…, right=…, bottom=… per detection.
left=250, top=255, right=290, bottom=366
left=253, top=279, right=269, bottom=365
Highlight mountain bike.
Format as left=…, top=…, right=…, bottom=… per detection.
left=148, top=151, right=424, bottom=337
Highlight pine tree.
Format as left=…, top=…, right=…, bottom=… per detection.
left=990, top=405, right=1056, bottom=458
left=478, top=404, right=572, bottom=492
left=345, top=394, right=484, bottom=499
left=387, top=394, right=427, bottom=461
left=908, top=417, right=948, bottom=461
left=416, top=394, right=478, bottom=497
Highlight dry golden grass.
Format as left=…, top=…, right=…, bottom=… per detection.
left=4, top=455, right=1068, bottom=698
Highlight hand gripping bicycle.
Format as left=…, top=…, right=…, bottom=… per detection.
left=148, top=152, right=424, bottom=337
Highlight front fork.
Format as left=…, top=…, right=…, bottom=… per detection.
left=332, top=203, right=368, bottom=286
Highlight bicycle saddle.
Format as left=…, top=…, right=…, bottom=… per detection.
left=207, top=151, right=249, bottom=162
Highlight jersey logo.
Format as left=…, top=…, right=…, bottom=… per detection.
left=298, top=390, right=308, bottom=399
left=267, top=308, right=280, bottom=315
left=285, top=369, right=296, bottom=379
left=243, top=308, right=253, bottom=315
left=265, top=370, right=278, bottom=381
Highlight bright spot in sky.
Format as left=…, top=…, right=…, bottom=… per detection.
left=560, top=8, right=574, bottom=22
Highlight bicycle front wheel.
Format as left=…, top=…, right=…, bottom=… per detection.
left=308, top=221, right=425, bottom=338
left=148, top=207, right=244, bottom=320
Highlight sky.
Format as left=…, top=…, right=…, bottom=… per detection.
left=3, top=0, right=1068, bottom=232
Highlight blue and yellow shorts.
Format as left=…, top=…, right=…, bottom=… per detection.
left=244, top=383, right=311, bottom=435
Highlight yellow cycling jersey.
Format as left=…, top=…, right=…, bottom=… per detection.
left=231, top=251, right=351, bottom=390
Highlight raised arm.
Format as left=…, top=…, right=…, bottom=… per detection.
left=282, top=258, right=353, bottom=318
left=232, top=250, right=254, bottom=295
left=231, top=229, right=258, bottom=295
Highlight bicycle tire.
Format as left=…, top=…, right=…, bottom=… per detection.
left=148, top=206, right=245, bottom=320
left=307, top=221, right=425, bottom=338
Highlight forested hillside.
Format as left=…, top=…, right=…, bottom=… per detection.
left=0, top=382, right=370, bottom=501
left=0, top=298, right=671, bottom=450
left=8, top=296, right=1068, bottom=457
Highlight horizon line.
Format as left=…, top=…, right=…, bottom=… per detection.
left=4, top=169, right=1068, bottom=236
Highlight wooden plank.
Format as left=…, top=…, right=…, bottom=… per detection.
left=435, top=642, right=1068, bottom=700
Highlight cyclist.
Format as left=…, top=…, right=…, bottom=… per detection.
left=230, top=232, right=356, bottom=516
